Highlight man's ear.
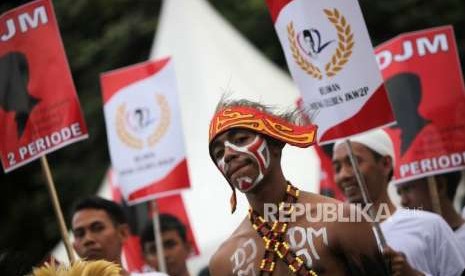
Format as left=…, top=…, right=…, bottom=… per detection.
left=381, top=155, right=393, bottom=173
left=117, top=223, right=131, bottom=242
left=267, top=138, right=284, bottom=157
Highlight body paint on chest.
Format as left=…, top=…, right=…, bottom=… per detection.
left=230, top=238, right=257, bottom=276
left=287, top=226, right=329, bottom=267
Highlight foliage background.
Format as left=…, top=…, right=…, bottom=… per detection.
left=0, top=0, right=464, bottom=274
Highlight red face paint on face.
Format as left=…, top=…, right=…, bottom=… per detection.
left=216, top=135, right=270, bottom=192
left=236, top=176, right=253, bottom=191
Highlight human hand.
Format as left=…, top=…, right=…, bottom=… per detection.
left=383, top=246, right=424, bottom=276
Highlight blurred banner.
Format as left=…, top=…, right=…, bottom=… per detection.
left=0, top=0, right=88, bottom=173
left=376, top=26, right=465, bottom=184
left=109, top=170, right=199, bottom=272
left=265, top=0, right=394, bottom=143
left=296, top=98, right=344, bottom=200
left=315, top=144, right=345, bottom=201
left=100, top=58, right=190, bottom=204
left=150, top=195, right=200, bottom=256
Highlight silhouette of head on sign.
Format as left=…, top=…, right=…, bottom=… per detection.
left=300, top=29, right=334, bottom=58
left=0, top=52, right=40, bottom=138
left=386, top=72, right=430, bottom=156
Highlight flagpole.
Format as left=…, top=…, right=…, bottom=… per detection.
left=344, top=140, right=387, bottom=251
left=427, top=176, right=442, bottom=215
left=150, top=200, right=167, bottom=273
left=40, top=156, right=76, bottom=263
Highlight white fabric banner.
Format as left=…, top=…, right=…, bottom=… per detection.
left=268, top=0, right=394, bottom=143
left=101, top=58, right=190, bottom=204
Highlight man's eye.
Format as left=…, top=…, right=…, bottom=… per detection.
left=73, top=230, right=84, bottom=239
left=164, top=240, right=177, bottom=249
left=234, top=136, right=248, bottom=145
left=214, top=149, right=224, bottom=159
left=91, top=224, right=105, bottom=233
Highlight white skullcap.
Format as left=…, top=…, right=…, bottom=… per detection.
left=334, top=128, right=395, bottom=165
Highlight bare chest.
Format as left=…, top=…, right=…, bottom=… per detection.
left=228, top=224, right=341, bottom=276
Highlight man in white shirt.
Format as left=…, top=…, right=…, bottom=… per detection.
left=332, top=129, right=465, bottom=276
left=71, top=196, right=168, bottom=276
left=396, top=171, right=465, bottom=257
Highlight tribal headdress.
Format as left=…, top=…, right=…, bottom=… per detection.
left=31, top=260, right=121, bottom=276
left=209, top=104, right=317, bottom=213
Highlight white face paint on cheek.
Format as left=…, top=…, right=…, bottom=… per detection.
left=217, top=136, right=271, bottom=192
left=217, top=157, right=226, bottom=174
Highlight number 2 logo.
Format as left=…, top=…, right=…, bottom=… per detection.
left=7, top=152, right=16, bottom=166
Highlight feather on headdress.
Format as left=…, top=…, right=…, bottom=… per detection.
left=32, top=260, right=122, bottom=276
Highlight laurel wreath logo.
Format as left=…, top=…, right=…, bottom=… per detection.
left=287, top=23, right=323, bottom=80
left=287, top=8, right=354, bottom=79
left=148, top=95, right=170, bottom=147
left=115, top=94, right=170, bottom=149
left=323, top=8, right=354, bottom=77
left=116, top=105, right=144, bottom=149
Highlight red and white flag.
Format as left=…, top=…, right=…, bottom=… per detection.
left=100, top=58, right=190, bottom=204
left=315, top=144, right=345, bottom=201
left=0, top=0, right=88, bottom=173
left=108, top=170, right=199, bottom=272
left=296, top=98, right=344, bottom=200
left=376, top=26, right=465, bottom=184
left=149, top=195, right=200, bottom=256
left=266, top=0, right=394, bottom=143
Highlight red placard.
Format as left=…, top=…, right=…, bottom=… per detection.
left=376, top=26, right=465, bottom=183
left=0, top=0, right=88, bottom=173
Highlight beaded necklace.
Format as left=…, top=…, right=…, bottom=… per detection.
left=248, top=183, right=318, bottom=276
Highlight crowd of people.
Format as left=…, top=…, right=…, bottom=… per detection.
left=28, top=98, right=465, bottom=276
left=207, top=99, right=465, bottom=276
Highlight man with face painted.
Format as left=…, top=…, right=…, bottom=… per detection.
left=208, top=99, right=389, bottom=276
